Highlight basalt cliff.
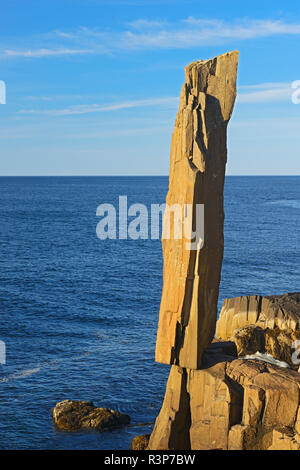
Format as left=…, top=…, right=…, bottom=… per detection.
left=132, top=52, right=300, bottom=451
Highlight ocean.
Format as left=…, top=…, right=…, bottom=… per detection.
left=0, top=176, right=299, bottom=449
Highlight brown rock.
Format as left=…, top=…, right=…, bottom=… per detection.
left=231, top=325, right=265, bottom=356
left=252, top=372, right=299, bottom=430
left=226, top=358, right=268, bottom=387
left=148, top=348, right=300, bottom=450
left=295, top=406, right=300, bottom=435
left=52, top=400, right=130, bottom=431
left=187, top=362, right=243, bottom=450
left=228, top=424, right=254, bottom=450
left=242, top=385, right=265, bottom=427
left=131, top=434, right=150, bottom=450
left=264, top=327, right=298, bottom=365
left=155, top=51, right=239, bottom=369
left=216, top=293, right=300, bottom=338
left=268, top=430, right=300, bottom=450
left=147, top=366, right=191, bottom=450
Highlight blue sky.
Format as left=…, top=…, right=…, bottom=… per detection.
left=0, top=0, right=300, bottom=175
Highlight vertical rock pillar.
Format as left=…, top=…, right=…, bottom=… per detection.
left=155, top=51, right=239, bottom=370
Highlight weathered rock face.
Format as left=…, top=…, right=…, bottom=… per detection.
left=216, top=293, right=300, bottom=367
left=148, top=344, right=300, bottom=450
left=52, top=400, right=130, bottom=432
left=155, top=51, right=239, bottom=370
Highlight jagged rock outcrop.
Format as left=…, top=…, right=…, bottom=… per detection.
left=155, top=51, right=239, bottom=369
left=216, top=293, right=300, bottom=367
left=52, top=400, right=130, bottom=431
left=148, top=343, right=300, bottom=450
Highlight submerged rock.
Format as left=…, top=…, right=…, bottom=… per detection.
left=52, top=400, right=130, bottom=431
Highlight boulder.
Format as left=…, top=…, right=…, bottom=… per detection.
left=52, top=400, right=130, bottom=431
left=155, top=51, right=239, bottom=369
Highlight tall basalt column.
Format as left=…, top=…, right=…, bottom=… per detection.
left=155, top=51, right=239, bottom=369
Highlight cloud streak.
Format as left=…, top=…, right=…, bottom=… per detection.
left=121, top=19, right=300, bottom=50
left=18, top=96, right=179, bottom=116
left=17, top=82, right=294, bottom=117
left=237, top=82, right=293, bottom=104
left=3, top=17, right=300, bottom=58
left=4, top=48, right=92, bottom=58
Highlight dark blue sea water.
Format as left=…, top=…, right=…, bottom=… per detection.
left=0, top=176, right=299, bottom=450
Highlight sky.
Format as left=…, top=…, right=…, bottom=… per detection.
left=0, top=0, right=300, bottom=175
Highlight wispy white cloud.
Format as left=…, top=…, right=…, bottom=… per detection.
left=18, top=96, right=179, bottom=116
left=237, top=82, right=293, bottom=103
left=0, top=123, right=171, bottom=139
left=17, top=81, right=294, bottom=116
left=239, top=82, right=291, bottom=90
left=76, top=126, right=171, bottom=138
left=115, top=18, right=300, bottom=50
left=127, top=19, right=166, bottom=29
left=4, top=48, right=92, bottom=58
left=54, top=30, right=78, bottom=39
left=24, top=95, right=54, bottom=102
left=119, top=19, right=300, bottom=50
left=3, top=17, right=300, bottom=59
left=182, top=17, right=223, bottom=27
